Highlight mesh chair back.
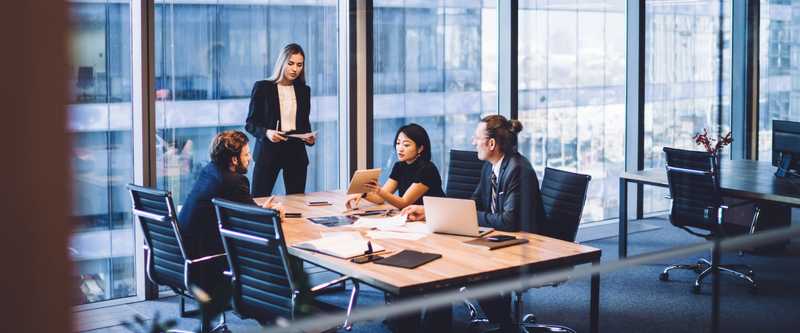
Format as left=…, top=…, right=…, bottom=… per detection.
left=127, top=184, right=188, bottom=292
left=446, top=149, right=484, bottom=199
left=663, top=147, right=722, bottom=232
left=213, top=198, right=295, bottom=322
left=539, top=168, right=591, bottom=242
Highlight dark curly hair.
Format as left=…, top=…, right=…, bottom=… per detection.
left=481, top=115, right=523, bottom=154
left=209, top=130, right=249, bottom=167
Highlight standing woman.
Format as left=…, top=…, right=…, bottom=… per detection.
left=246, top=43, right=316, bottom=196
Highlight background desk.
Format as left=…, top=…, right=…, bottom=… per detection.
left=618, top=160, right=800, bottom=258
left=261, top=191, right=603, bottom=332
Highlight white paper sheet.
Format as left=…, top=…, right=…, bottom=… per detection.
left=351, top=214, right=407, bottom=228
left=366, top=230, right=427, bottom=240
left=377, top=222, right=430, bottom=234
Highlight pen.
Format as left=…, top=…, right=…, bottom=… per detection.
left=276, top=120, right=280, bottom=132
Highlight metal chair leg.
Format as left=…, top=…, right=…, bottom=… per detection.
left=342, top=281, right=360, bottom=331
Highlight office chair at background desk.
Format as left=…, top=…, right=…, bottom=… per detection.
left=659, top=147, right=759, bottom=294
left=127, top=184, right=228, bottom=333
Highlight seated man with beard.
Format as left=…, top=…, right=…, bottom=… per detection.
left=178, top=130, right=283, bottom=326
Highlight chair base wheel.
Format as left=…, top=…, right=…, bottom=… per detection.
left=692, top=285, right=701, bottom=294
left=659, top=272, right=669, bottom=281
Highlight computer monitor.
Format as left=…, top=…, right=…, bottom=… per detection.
left=772, top=120, right=800, bottom=178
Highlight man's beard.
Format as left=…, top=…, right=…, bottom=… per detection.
left=234, top=161, right=248, bottom=174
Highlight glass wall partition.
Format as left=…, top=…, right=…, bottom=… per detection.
left=372, top=0, right=497, bottom=184
left=154, top=0, right=341, bottom=206
left=517, top=0, right=626, bottom=223
left=68, top=0, right=136, bottom=305
left=758, top=0, right=800, bottom=160
left=643, top=0, right=732, bottom=213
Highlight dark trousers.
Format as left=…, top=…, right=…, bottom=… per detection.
left=252, top=161, right=308, bottom=196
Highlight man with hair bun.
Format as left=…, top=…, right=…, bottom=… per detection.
left=402, top=115, right=545, bottom=332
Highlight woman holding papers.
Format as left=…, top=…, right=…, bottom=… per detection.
left=347, top=123, right=445, bottom=210
left=245, top=43, right=315, bottom=196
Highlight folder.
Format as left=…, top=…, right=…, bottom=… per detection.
left=373, top=250, right=441, bottom=269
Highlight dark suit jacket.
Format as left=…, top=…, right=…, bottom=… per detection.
left=245, top=80, right=314, bottom=168
left=471, top=153, right=546, bottom=233
left=178, top=163, right=258, bottom=259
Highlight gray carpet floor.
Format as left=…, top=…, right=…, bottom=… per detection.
left=76, top=215, right=800, bottom=333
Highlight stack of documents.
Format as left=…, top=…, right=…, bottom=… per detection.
left=351, top=215, right=407, bottom=228
left=293, top=232, right=384, bottom=259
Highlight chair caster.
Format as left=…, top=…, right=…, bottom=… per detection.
left=522, top=314, right=537, bottom=324
left=692, top=284, right=701, bottom=294
left=659, top=272, right=669, bottom=281
left=747, top=270, right=755, bottom=277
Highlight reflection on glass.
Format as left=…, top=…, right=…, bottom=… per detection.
left=643, top=0, right=731, bottom=213
left=68, top=1, right=135, bottom=304
left=518, top=0, right=626, bottom=223
left=372, top=0, right=497, bottom=185
left=154, top=1, right=340, bottom=208
left=758, top=0, right=799, bottom=160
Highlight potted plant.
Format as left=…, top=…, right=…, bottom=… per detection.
left=693, top=128, right=733, bottom=170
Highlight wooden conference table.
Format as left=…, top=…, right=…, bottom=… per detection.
left=258, top=191, right=603, bottom=332
left=618, top=159, right=800, bottom=258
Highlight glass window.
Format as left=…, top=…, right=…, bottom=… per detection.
left=372, top=0, right=497, bottom=185
left=758, top=1, right=800, bottom=160
left=154, top=1, right=341, bottom=207
left=68, top=1, right=135, bottom=305
left=517, top=0, right=627, bottom=223
left=643, top=1, right=732, bottom=213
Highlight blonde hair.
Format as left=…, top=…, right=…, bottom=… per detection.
left=267, top=43, right=306, bottom=84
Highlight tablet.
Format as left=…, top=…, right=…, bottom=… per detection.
left=346, top=168, right=382, bottom=194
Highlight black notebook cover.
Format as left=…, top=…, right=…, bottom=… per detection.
left=308, top=215, right=356, bottom=227
left=374, top=250, right=442, bottom=269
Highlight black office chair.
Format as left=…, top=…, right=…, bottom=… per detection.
left=518, top=167, right=591, bottom=333
left=213, top=198, right=360, bottom=330
left=659, top=147, right=759, bottom=294
left=126, top=184, right=227, bottom=333
left=446, top=149, right=484, bottom=199
left=465, top=167, right=591, bottom=333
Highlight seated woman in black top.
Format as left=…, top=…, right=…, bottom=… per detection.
left=347, top=123, right=445, bottom=209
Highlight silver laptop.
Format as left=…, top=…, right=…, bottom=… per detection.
left=423, top=196, right=494, bottom=237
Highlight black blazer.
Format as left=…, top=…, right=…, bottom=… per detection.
left=178, top=163, right=258, bottom=259
left=245, top=80, right=313, bottom=167
left=471, top=153, right=546, bottom=233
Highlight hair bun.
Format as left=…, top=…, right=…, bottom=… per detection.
left=508, top=119, right=523, bottom=134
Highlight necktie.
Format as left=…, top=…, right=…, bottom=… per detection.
left=491, top=173, right=498, bottom=214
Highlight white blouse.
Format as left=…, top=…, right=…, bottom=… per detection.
left=277, top=84, right=297, bottom=131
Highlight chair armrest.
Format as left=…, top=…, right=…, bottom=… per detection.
left=722, top=200, right=756, bottom=209
left=186, top=253, right=227, bottom=264
left=310, top=275, right=350, bottom=293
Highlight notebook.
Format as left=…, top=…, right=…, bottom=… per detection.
left=373, top=250, right=441, bottom=269
left=293, top=236, right=384, bottom=259
left=463, top=237, right=529, bottom=250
